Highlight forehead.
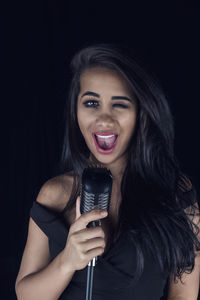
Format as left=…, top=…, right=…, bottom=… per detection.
left=79, top=67, right=132, bottom=93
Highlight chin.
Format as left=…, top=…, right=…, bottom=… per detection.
left=89, top=153, right=110, bottom=165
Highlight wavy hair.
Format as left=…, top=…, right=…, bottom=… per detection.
left=57, top=43, right=200, bottom=286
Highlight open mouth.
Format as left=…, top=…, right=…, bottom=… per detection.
left=93, top=133, right=118, bottom=151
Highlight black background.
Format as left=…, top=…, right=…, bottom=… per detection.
left=2, top=1, right=200, bottom=298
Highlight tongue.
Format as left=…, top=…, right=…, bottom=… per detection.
left=95, top=135, right=117, bottom=150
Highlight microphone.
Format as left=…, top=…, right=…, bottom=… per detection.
left=80, top=167, right=112, bottom=260
left=80, top=167, right=112, bottom=245
left=80, top=167, right=112, bottom=300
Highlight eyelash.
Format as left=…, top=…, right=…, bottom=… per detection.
left=83, top=100, right=128, bottom=109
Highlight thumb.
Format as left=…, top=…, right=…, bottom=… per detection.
left=75, top=195, right=81, bottom=221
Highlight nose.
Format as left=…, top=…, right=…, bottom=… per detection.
left=95, top=111, right=116, bottom=128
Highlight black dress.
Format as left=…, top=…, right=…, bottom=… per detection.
left=29, top=193, right=195, bottom=300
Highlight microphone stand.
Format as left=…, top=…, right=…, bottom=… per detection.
left=85, top=220, right=101, bottom=300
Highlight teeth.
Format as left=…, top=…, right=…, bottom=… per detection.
left=96, top=134, right=116, bottom=139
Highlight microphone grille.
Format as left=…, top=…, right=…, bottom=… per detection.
left=98, top=193, right=110, bottom=210
left=80, top=190, right=95, bottom=213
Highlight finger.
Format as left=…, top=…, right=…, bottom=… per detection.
left=75, top=208, right=108, bottom=231
left=75, top=196, right=81, bottom=221
left=78, top=226, right=105, bottom=242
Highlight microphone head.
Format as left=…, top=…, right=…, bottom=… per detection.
left=80, top=167, right=113, bottom=214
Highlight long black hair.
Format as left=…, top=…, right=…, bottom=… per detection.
left=58, top=43, right=200, bottom=286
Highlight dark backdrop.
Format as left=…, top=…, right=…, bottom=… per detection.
left=2, top=1, right=200, bottom=299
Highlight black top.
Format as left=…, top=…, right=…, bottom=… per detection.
left=29, top=193, right=196, bottom=300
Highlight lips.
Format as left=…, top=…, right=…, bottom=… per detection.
left=92, top=132, right=118, bottom=151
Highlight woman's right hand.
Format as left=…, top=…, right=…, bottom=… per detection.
left=61, top=196, right=108, bottom=272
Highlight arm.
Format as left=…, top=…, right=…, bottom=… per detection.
left=15, top=218, right=75, bottom=300
left=15, top=180, right=76, bottom=300
left=15, top=176, right=107, bottom=300
left=167, top=253, right=200, bottom=300
left=167, top=202, right=200, bottom=300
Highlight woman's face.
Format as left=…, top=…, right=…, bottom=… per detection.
left=77, top=67, right=137, bottom=175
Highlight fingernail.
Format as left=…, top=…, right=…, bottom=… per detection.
left=101, top=210, right=108, bottom=216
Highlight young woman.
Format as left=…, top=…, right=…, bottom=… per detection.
left=15, top=44, right=200, bottom=299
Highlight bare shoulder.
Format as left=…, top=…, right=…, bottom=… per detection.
left=36, top=171, right=74, bottom=212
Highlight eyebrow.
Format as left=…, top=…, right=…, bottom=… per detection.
left=81, top=91, right=132, bottom=102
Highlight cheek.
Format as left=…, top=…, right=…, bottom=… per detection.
left=77, top=107, right=86, bottom=128
left=122, top=113, right=137, bottom=133
left=77, top=108, right=93, bottom=134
